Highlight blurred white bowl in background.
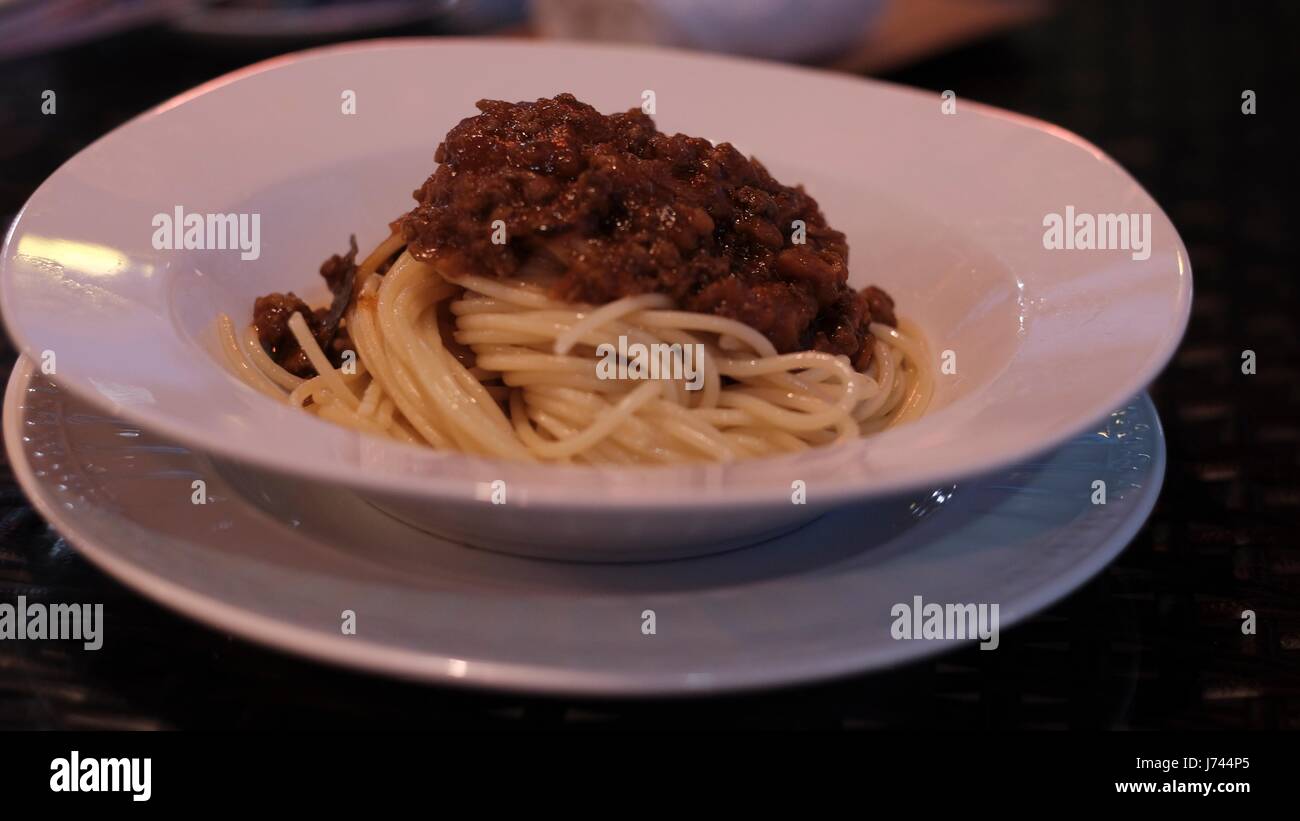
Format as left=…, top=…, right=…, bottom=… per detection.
left=531, top=0, right=888, bottom=62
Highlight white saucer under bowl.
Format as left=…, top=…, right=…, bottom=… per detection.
left=4, top=357, right=1165, bottom=695
left=0, top=39, right=1191, bottom=559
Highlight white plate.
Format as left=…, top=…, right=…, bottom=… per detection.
left=0, top=39, right=1191, bottom=557
left=3, top=357, right=1165, bottom=695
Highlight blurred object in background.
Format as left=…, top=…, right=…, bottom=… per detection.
left=531, top=0, right=1049, bottom=71
left=426, top=0, right=527, bottom=33
left=531, top=0, right=888, bottom=62
left=0, top=0, right=1047, bottom=74
left=168, top=0, right=452, bottom=39
left=0, top=0, right=177, bottom=61
left=0, top=0, right=527, bottom=60
left=831, top=0, right=1046, bottom=73
left=168, top=0, right=525, bottom=40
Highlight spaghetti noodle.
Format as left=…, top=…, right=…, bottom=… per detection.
left=219, top=232, right=932, bottom=464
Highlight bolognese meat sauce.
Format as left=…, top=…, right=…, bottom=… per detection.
left=399, top=93, right=895, bottom=370
left=251, top=237, right=358, bottom=377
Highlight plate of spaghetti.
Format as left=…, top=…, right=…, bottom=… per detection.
left=0, top=39, right=1191, bottom=559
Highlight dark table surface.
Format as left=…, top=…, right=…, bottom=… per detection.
left=1, top=0, right=1297, bottom=731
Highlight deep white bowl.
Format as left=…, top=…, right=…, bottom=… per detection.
left=0, top=39, right=1191, bottom=560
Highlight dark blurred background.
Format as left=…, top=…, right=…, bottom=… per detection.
left=1, top=0, right=1297, bottom=730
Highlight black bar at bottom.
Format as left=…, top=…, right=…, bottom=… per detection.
left=0, top=730, right=1282, bottom=807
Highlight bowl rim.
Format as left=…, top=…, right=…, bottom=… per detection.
left=0, top=36, right=1192, bottom=510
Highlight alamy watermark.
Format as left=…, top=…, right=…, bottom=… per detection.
left=151, top=205, right=261, bottom=260
left=596, top=335, right=705, bottom=391
left=50, top=752, right=150, bottom=801
left=890, top=595, right=999, bottom=650
left=1042, top=205, right=1152, bottom=261
left=0, top=596, right=103, bottom=650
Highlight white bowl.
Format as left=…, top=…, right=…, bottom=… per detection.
left=0, top=39, right=1191, bottom=560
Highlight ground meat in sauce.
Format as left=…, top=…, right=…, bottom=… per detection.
left=399, top=93, right=897, bottom=369
left=252, top=240, right=358, bottom=377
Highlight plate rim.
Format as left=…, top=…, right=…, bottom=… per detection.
left=2, top=356, right=1167, bottom=696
